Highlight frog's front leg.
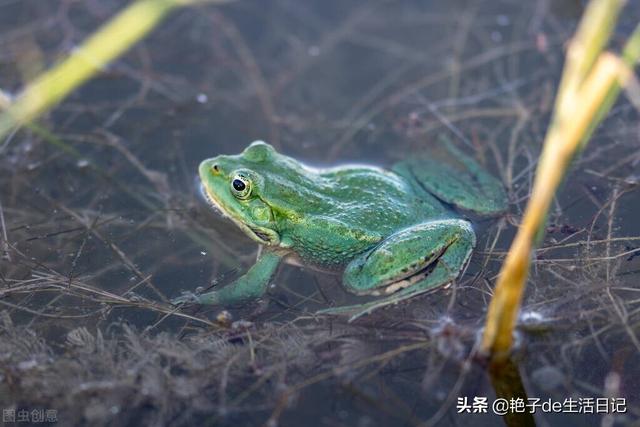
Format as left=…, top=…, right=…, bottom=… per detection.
left=319, top=219, right=475, bottom=321
left=172, top=250, right=283, bottom=306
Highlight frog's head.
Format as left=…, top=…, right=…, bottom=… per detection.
left=198, top=140, right=290, bottom=246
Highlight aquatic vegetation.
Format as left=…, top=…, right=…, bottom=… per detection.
left=0, top=0, right=233, bottom=140
left=482, top=0, right=640, bottom=358
left=1, top=0, right=639, bottom=425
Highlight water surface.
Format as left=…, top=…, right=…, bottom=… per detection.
left=1, top=0, right=639, bottom=426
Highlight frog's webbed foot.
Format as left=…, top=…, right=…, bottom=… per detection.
left=171, top=291, right=199, bottom=306
left=316, top=305, right=367, bottom=321
left=317, top=272, right=450, bottom=322
left=317, top=298, right=400, bottom=322
left=171, top=290, right=219, bottom=306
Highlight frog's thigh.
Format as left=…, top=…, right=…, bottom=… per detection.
left=343, top=218, right=475, bottom=295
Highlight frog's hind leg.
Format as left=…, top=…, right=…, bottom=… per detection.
left=317, top=268, right=458, bottom=321
left=318, top=219, right=475, bottom=321
left=392, top=138, right=508, bottom=216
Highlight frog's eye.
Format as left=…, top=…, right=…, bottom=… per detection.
left=230, top=174, right=251, bottom=199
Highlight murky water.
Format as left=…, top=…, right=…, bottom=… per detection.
left=1, top=0, right=640, bottom=426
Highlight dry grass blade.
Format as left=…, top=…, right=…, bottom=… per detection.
left=0, top=0, right=232, bottom=140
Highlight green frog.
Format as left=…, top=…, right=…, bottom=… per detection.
left=173, top=140, right=507, bottom=320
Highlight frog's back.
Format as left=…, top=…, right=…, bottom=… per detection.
left=281, top=165, right=450, bottom=269
left=327, top=166, right=448, bottom=225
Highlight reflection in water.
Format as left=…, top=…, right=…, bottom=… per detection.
left=489, top=357, right=536, bottom=427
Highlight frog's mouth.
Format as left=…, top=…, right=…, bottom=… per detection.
left=200, top=183, right=280, bottom=246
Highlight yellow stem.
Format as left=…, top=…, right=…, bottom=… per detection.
left=481, top=54, right=628, bottom=356
left=0, top=0, right=181, bottom=138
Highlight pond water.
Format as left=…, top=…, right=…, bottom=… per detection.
left=1, top=0, right=640, bottom=426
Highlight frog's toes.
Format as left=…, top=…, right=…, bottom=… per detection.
left=316, top=304, right=374, bottom=321
left=171, top=291, right=200, bottom=306
left=316, top=306, right=352, bottom=316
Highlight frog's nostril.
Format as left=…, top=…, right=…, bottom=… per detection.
left=212, top=164, right=220, bottom=173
